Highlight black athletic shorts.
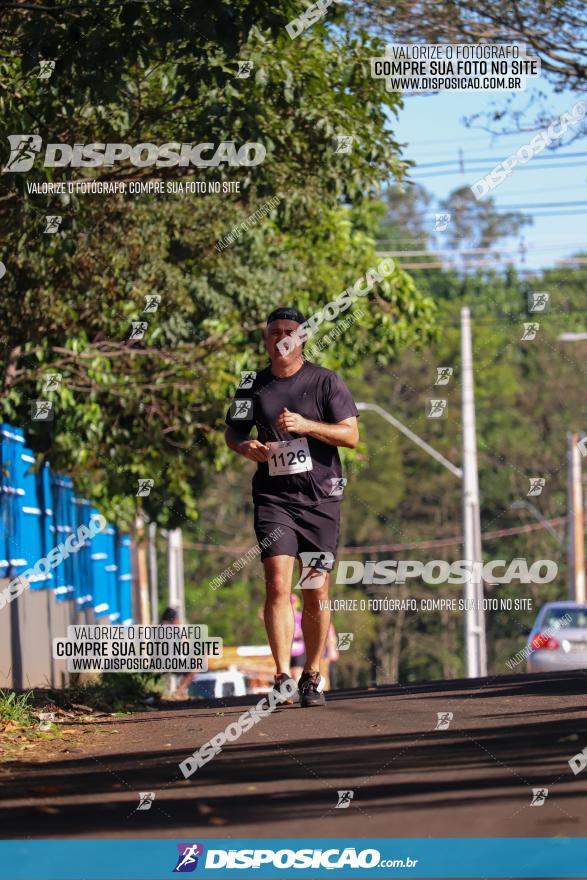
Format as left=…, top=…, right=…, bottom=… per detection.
left=254, top=501, right=340, bottom=571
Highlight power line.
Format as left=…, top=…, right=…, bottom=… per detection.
left=184, top=517, right=566, bottom=555
left=415, top=152, right=587, bottom=169
left=413, top=161, right=587, bottom=178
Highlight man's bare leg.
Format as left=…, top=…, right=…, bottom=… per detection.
left=299, top=565, right=331, bottom=672
left=263, top=555, right=295, bottom=675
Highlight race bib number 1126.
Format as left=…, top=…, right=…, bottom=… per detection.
left=267, top=438, right=313, bottom=476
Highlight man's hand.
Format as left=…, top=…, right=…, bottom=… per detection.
left=275, top=407, right=309, bottom=435
left=238, top=438, right=270, bottom=462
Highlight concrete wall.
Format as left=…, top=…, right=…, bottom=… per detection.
left=0, top=580, right=100, bottom=689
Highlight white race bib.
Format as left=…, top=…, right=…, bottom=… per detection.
left=267, top=438, right=313, bottom=476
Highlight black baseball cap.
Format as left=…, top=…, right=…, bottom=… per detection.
left=266, top=307, right=306, bottom=326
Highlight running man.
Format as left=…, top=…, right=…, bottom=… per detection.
left=225, top=307, right=359, bottom=707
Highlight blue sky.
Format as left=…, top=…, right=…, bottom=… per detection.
left=394, top=85, right=586, bottom=271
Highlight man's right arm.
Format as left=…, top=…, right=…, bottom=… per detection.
left=224, top=427, right=270, bottom=462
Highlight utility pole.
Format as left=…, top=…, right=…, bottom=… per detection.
left=567, top=433, right=586, bottom=602
left=133, top=512, right=151, bottom=625
left=461, top=306, right=487, bottom=677
left=357, top=308, right=487, bottom=679
left=168, top=528, right=186, bottom=623
left=147, top=521, right=159, bottom=624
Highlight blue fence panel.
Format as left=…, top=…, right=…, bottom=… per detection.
left=0, top=426, right=28, bottom=579
left=71, top=496, right=94, bottom=611
left=51, top=474, right=75, bottom=602
left=0, top=426, right=133, bottom=623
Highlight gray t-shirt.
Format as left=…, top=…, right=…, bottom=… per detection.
left=225, top=360, right=359, bottom=508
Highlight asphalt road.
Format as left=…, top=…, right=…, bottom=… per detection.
left=2, top=670, right=587, bottom=840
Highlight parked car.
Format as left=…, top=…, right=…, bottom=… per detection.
left=188, top=666, right=247, bottom=700
left=527, top=601, right=587, bottom=673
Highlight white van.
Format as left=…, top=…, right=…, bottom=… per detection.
left=188, top=666, right=247, bottom=700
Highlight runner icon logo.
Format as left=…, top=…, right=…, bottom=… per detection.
left=521, top=322, right=539, bottom=341
left=328, top=477, right=347, bottom=496
left=527, top=477, right=546, bottom=497
left=336, top=790, right=354, bottom=808
left=528, top=292, right=549, bottom=312
left=31, top=400, right=53, bottom=421
left=295, top=551, right=335, bottom=590
left=230, top=399, right=253, bottom=419
left=137, top=792, right=155, bottom=811
left=173, top=843, right=204, bottom=873
left=143, top=294, right=161, bottom=313
left=44, top=215, right=62, bottom=233
left=130, top=321, right=149, bottom=340
left=236, top=61, right=253, bottom=78
left=336, top=632, right=354, bottom=651
left=530, top=788, right=548, bottom=806
left=238, top=371, right=256, bottom=390
left=334, top=135, right=354, bottom=154
left=427, top=399, right=447, bottom=418
left=435, top=711, right=453, bottom=730
left=2, top=135, right=42, bottom=172
left=38, top=60, right=55, bottom=80
left=435, top=367, right=453, bottom=386
left=434, top=212, right=451, bottom=232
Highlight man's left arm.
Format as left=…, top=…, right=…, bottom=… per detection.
left=274, top=408, right=359, bottom=448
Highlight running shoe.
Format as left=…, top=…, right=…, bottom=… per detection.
left=298, top=670, right=326, bottom=708
left=272, top=673, right=299, bottom=704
